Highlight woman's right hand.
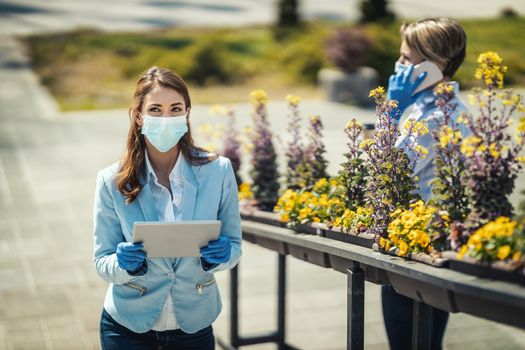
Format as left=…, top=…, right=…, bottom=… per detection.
left=116, top=242, right=147, bottom=272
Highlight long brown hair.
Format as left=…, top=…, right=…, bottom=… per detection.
left=117, top=66, right=217, bottom=204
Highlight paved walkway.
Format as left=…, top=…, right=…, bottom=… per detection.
left=2, top=35, right=525, bottom=350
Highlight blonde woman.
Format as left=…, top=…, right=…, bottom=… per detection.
left=384, top=17, right=470, bottom=350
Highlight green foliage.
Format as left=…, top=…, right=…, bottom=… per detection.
left=295, top=115, right=329, bottom=189
left=338, top=120, right=369, bottom=210
left=20, top=18, right=525, bottom=111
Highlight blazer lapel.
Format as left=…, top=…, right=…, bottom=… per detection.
left=138, top=180, right=156, bottom=222
left=181, top=156, right=198, bottom=221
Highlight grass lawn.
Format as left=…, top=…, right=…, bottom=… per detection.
left=19, top=17, right=525, bottom=111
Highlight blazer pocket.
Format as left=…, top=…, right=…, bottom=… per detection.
left=123, top=281, right=147, bottom=296
left=195, top=278, right=216, bottom=295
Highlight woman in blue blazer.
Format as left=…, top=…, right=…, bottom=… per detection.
left=93, top=66, right=242, bottom=349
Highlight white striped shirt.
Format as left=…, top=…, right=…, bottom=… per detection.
left=144, top=151, right=184, bottom=331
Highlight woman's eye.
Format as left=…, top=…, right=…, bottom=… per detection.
left=149, top=108, right=160, bottom=112
left=172, top=107, right=182, bottom=113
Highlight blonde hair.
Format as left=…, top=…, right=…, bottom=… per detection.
left=400, top=17, right=466, bottom=78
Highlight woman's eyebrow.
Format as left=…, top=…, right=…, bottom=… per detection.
left=148, top=102, right=183, bottom=107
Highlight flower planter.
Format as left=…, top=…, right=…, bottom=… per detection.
left=287, top=242, right=331, bottom=268
left=328, top=254, right=389, bottom=284
left=323, top=226, right=375, bottom=248
left=239, top=206, right=283, bottom=227
left=318, top=67, right=379, bottom=106
left=294, top=222, right=324, bottom=235
left=443, top=251, right=525, bottom=286
left=372, top=243, right=449, bottom=268
left=386, top=271, right=459, bottom=312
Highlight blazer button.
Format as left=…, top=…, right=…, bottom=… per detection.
left=167, top=272, right=175, bottom=280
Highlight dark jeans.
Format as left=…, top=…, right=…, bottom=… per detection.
left=100, top=309, right=215, bottom=350
left=381, top=285, right=449, bottom=350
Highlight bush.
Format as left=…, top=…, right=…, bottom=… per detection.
left=185, top=38, right=239, bottom=86
left=278, top=35, right=327, bottom=84
left=325, top=27, right=373, bottom=73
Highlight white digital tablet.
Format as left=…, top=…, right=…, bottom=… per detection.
left=132, top=220, right=222, bottom=258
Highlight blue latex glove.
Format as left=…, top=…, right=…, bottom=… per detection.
left=200, top=235, right=232, bottom=264
left=116, top=242, right=147, bottom=273
left=387, top=64, right=427, bottom=118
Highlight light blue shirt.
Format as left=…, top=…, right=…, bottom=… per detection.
left=144, top=151, right=183, bottom=331
left=395, top=82, right=471, bottom=202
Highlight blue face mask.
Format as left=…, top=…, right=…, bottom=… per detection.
left=141, top=115, right=188, bottom=153
left=395, top=61, right=410, bottom=74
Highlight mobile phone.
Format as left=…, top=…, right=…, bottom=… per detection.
left=410, top=61, right=444, bottom=95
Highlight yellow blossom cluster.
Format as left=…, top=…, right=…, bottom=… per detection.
left=346, top=119, right=363, bottom=130
left=413, top=145, right=429, bottom=159
left=474, top=51, right=508, bottom=89
left=368, top=86, right=386, bottom=103
left=286, top=94, right=301, bottom=106
left=359, top=139, right=374, bottom=149
left=403, top=119, right=429, bottom=135
left=274, top=178, right=346, bottom=227
left=457, top=217, right=522, bottom=262
left=460, top=136, right=482, bottom=157
left=438, top=126, right=462, bottom=149
left=250, top=89, right=269, bottom=106
left=384, top=201, right=437, bottom=257
left=435, top=82, right=454, bottom=95
left=332, top=206, right=374, bottom=233
left=238, top=182, right=254, bottom=201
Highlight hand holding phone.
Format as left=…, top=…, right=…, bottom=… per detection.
left=409, top=61, right=444, bottom=95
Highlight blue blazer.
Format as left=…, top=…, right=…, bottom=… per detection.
left=93, top=154, right=242, bottom=334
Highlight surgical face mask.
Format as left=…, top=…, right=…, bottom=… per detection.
left=141, top=115, right=188, bottom=153
left=395, top=61, right=410, bottom=74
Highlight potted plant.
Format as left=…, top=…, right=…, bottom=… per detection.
left=318, top=27, right=378, bottom=106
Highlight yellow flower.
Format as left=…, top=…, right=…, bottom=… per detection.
left=346, top=118, right=362, bottom=130
left=286, top=94, right=301, bottom=106
left=369, top=86, right=385, bottom=99
left=418, top=234, right=430, bottom=248
left=517, top=117, right=525, bottom=134
left=497, top=245, right=511, bottom=260
left=474, top=51, right=508, bottom=89
left=468, top=95, right=476, bottom=106
left=250, top=89, right=268, bottom=105
left=404, top=119, right=429, bottom=135
left=413, top=145, right=429, bottom=158
left=398, top=241, right=409, bottom=257
left=435, top=82, right=454, bottom=95
left=238, top=182, right=254, bottom=200
left=369, top=86, right=386, bottom=104
left=360, top=139, right=374, bottom=149
left=460, top=136, right=482, bottom=157
left=387, top=100, right=398, bottom=109
left=280, top=213, right=290, bottom=223
left=488, top=143, right=500, bottom=158
left=457, top=245, right=468, bottom=260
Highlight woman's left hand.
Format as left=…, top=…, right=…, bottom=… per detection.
left=200, top=235, right=232, bottom=264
